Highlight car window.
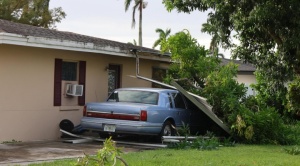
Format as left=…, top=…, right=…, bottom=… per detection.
left=107, top=90, right=159, bottom=105
left=167, top=93, right=173, bottom=108
left=184, top=96, right=199, bottom=111
left=171, top=93, right=186, bottom=109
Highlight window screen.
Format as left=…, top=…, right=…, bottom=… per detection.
left=152, top=68, right=167, bottom=88
left=62, top=61, right=77, bottom=81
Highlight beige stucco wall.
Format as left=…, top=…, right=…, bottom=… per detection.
left=0, top=44, right=163, bottom=142
left=236, top=73, right=256, bottom=96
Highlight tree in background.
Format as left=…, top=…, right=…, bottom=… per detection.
left=161, top=30, right=213, bottom=92
left=163, top=0, right=300, bottom=118
left=161, top=30, right=300, bottom=144
left=201, top=23, right=221, bottom=55
left=152, top=28, right=171, bottom=49
left=128, top=39, right=137, bottom=45
left=125, top=0, right=148, bottom=46
left=161, top=30, right=246, bottom=121
left=0, top=0, right=66, bottom=28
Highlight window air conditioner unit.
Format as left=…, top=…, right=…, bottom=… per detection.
left=66, top=84, right=83, bottom=96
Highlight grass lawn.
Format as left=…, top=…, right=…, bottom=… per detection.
left=29, top=145, right=300, bottom=166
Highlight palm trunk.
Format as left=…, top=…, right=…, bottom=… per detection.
left=138, top=0, right=143, bottom=46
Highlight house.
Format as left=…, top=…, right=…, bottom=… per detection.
left=0, top=19, right=170, bottom=142
left=221, top=58, right=256, bottom=96
left=0, top=19, right=256, bottom=142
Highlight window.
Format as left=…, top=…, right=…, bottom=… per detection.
left=152, top=67, right=167, bottom=88
left=172, top=93, right=186, bottom=109
left=62, top=61, right=77, bottom=81
left=108, top=90, right=158, bottom=105
left=54, top=59, right=86, bottom=106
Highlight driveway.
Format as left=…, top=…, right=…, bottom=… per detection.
left=0, top=139, right=158, bottom=166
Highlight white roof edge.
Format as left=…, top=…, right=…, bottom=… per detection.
left=0, top=32, right=170, bottom=62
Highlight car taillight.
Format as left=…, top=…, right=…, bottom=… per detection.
left=83, top=105, right=87, bottom=116
left=140, top=110, right=147, bottom=121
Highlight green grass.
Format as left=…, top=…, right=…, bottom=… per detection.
left=29, top=145, right=300, bottom=166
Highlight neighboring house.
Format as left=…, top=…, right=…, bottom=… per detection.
left=0, top=19, right=170, bottom=142
left=221, top=58, right=256, bottom=96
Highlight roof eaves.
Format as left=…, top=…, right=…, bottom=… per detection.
left=0, top=32, right=135, bottom=57
left=220, top=58, right=256, bottom=72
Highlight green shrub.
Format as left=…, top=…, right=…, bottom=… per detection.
left=203, top=62, right=247, bottom=122
left=284, top=146, right=300, bottom=155
left=286, top=76, right=300, bottom=117
left=231, top=105, right=288, bottom=144
left=281, top=122, right=300, bottom=145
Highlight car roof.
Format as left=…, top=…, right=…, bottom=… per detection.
left=115, top=87, right=178, bottom=93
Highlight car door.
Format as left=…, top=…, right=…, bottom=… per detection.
left=169, top=92, right=191, bottom=127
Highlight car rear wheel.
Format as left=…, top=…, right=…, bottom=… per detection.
left=160, top=121, right=175, bottom=137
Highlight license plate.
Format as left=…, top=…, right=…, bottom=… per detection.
left=104, top=124, right=116, bottom=132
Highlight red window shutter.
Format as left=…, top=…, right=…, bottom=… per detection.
left=54, top=59, right=62, bottom=106
left=78, top=61, right=86, bottom=106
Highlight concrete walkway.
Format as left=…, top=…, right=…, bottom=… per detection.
left=0, top=139, right=154, bottom=166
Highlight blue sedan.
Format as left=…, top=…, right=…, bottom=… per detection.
left=80, top=88, right=202, bottom=138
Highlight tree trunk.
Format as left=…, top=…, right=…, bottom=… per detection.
left=138, top=0, right=143, bottom=46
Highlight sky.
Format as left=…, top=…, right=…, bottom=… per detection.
left=49, top=0, right=230, bottom=57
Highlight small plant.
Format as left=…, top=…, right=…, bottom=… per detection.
left=175, top=122, right=190, bottom=136
left=192, top=137, right=220, bottom=150
left=76, top=137, right=128, bottom=166
left=284, top=146, right=300, bottom=155
left=167, top=136, right=221, bottom=150
left=220, top=137, right=235, bottom=147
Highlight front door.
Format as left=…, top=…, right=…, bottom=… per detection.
left=108, top=64, right=121, bottom=95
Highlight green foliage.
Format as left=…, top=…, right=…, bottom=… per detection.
left=203, top=62, right=246, bottom=122
left=175, top=122, right=190, bottom=136
left=167, top=136, right=220, bottom=151
left=168, top=131, right=235, bottom=150
left=162, top=30, right=220, bottom=92
left=162, top=31, right=247, bottom=125
left=230, top=97, right=300, bottom=145
left=152, top=28, right=171, bottom=49
left=286, top=76, right=300, bottom=117
left=163, top=0, right=300, bottom=121
left=282, top=122, right=300, bottom=145
left=163, top=0, right=300, bottom=71
left=162, top=29, right=299, bottom=145
left=0, top=0, right=66, bottom=28
left=76, top=137, right=127, bottom=166
left=1, top=139, right=21, bottom=144
left=284, top=146, right=300, bottom=155
left=221, top=137, right=236, bottom=147
left=252, top=69, right=288, bottom=115
left=231, top=105, right=290, bottom=144
left=161, top=30, right=204, bottom=65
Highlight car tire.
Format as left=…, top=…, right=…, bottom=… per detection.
left=59, top=119, right=74, bottom=132
left=160, top=121, right=175, bottom=137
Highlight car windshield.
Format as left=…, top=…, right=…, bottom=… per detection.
left=107, top=90, right=159, bottom=105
